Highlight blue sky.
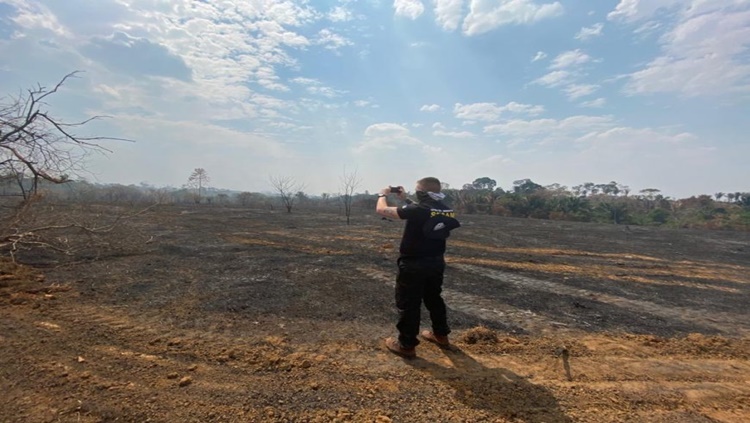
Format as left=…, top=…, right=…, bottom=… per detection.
left=0, top=0, right=748, bottom=198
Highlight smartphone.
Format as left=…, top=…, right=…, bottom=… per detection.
left=389, top=186, right=402, bottom=194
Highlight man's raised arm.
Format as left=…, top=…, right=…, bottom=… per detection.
left=375, top=186, right=406, bottom=219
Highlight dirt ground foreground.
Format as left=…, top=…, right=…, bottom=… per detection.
left=1, top=204, right=749, bottom=422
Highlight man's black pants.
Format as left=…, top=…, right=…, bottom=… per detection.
left=395, top=256, right=450, bottom=348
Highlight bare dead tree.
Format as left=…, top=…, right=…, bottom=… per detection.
left=339, top=167, right=361, bottom=225
left=185, top=168, right=210, bottom=203
left=0, top=73, right=147, bottom=263
left=269, top=175, right=305, bottom=213
left=0, top=71, right=129, bottom=199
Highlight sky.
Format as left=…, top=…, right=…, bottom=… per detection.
left=0, top=0, right=748, bottom=198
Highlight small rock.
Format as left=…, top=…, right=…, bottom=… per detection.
left=310, top=382, right=320, bottom=390
left=167, top=372, right=179, bottom=379
left=77, top=356, right=86, bottom=363
left=300, top=360, right=311, bottom=369
left=376, top=417, right=392, bottom=423
left=187, top=364, right=198, bottom=371
left=178, top=376, right=192, bottom=387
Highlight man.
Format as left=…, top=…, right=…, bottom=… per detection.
left=376, top=177, right=460, bottom=358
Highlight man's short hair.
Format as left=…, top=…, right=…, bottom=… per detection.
left=417, top=177, right=442, bottom=193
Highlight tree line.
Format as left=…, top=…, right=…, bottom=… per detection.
left=440, top=177, right=750, bottom=230
left=1, top=75, right=747, bottom=232
left=9, top=174, right=747, bottom=231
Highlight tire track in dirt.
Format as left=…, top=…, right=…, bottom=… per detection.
left=49, top=302, right=255, bottom=358
left=453, top=263, right=750, bottom=337
left=4, top=295, right=750, bottom=422
left=357, top=266, right=572, bottom=335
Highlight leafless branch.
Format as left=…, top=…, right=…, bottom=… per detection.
left=0, top=71, right=131, bottom=198
left=269, top=175, right=306, bottom=213
left=0, top=199, right=158, bottom=263
left=339, top=167, right=361, bottom=225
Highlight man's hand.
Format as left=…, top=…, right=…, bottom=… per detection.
left=380, top=186, right=407, bottom=199
left=376, top=186, right=403, bottom=220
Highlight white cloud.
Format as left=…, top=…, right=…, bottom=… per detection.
left=309, top=86, right=345, bottom=98
left=316, top=28, right=354, bottom=52
left=290, top=77, right=318, bottom=85
left=622, top=6, right=750, bottom=96
left=462, top=0, right=564, bottom=36
left=93, top=84, right=122, bottom=99
left=433, top=122, right=446, bottom=129
left=531, top=51, right=548, bottom=62
left=394, top=0, right=426, bottom=20
left=454, top=101, right=544, bottom=122
left=606, top=1, right=750, bottom=96
left=577, top=126, right=695, bottom=146
left=24, top=0, right=329, bottom=126
left=365, top=123, right=413, bottom=138
left=580, top=97, right=606, bottom=108
left=328, top=6, right=354, bottom=22
left=607, top=0, right=682, bottom=23
left=550, top=49, right=592, bottom=69
left=502, top=101, right=545, bottom=115
left=354, top=100, right=371, bottom=107
left=434, top=0, right=465, bottom=31
left=454, top=103, right=504, bottom=121
left=4, top=0, right=71, bottom=37
left=356, top=123, right=440, bottom=153
left=290, top=77, right=346, bottom=98
left=420, top=104, right=442, bottom=112
left=533, top=70, right=571, bottom=87
left=268, top=121, right=304, bottom=130
left=433, top=129, right=475, bottom=138
left=575, top=22, right=604, bottom=40
left=534, top=50, right=601, bottom=100
left=484, top=115, right=615, bottom=138
left=564, top=84, right=599, bottom=100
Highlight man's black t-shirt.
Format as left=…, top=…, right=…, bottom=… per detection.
left=396, top=201, right=457, bottom=258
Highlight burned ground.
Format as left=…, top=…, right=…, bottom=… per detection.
left=1, top=204, right=749, bottom=422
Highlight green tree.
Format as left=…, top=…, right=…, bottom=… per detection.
left=472, top=177, right=497, bottom=190
left=648, top=208, right=670, bottom=225
left=513, top=179, right=543, bottom=195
